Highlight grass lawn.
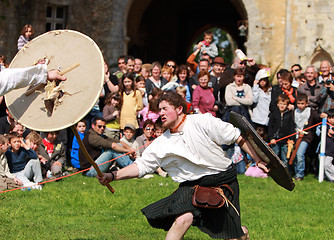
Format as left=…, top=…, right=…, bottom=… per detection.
left=0, top=173, right=333, bottom=240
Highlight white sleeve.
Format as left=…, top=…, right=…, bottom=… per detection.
left=0, top=64, right=47, bottom=96
left=134, top=142, right=160, bottom=177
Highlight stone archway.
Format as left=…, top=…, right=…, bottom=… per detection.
left=111, top=0, right=259, bottom=65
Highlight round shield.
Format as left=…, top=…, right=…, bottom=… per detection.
left=5, top=30, right=104, bottom=132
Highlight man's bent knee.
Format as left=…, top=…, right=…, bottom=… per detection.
left=174, top=212, right=193, bottom=228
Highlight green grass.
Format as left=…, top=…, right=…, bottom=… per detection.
left=0, top=173, right=333, bottom=239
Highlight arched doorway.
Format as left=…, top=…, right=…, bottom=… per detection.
left=127, top=0, right=247, bottom=64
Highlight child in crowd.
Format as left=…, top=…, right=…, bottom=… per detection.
left=135, top=75, right=148, bottom=107
left=176, top=86, right=193, bottom=114
left=103, top=92, right=121, bottom=141
left=293, top=93, right=311, bottom=180
left=193, top=30, right=218, bottom=59
left=154, top=120, right=165, bottom=138
left=5, top=132, right=43, bottom=190
left=70, top=120, right=86, bottom=170
left=38, top=131, right=66, bottom=177
left=0, top=134, right=22, bottom=191
left=17, top=24, right=34, bottom=51
left=138, top=88, right=163, bottom=127
left=119, top=73, right=143, bottom=131
left=120, top=123, right=137, bottom=148
left=268, top=94, right=296, bottom=167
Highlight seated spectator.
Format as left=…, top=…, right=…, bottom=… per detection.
left=38, top=131, right=66, bottom=177
left=0, top=134, right=22, bottom=191
left=135, top=119, right=167, bottom=177
left=79, top=117, right=134, bottom=177
left=6, top=132, right=42, bottom=190
left=17, top=24, right=34, bottom=51
left=154, top=120, right=165, bottom=138
left=9, top=122, right=25, bottom=137
left=268, top=94, right=295, bottom=168
left=164, top=60, right=178, bottom=82
left=134, top=58, right=142, bottom=77
left=192, top=70, right=218, bottom=116
left=298, top=65, right=323, bottom=110
left=103, top=92, right=121, bottom=141
left=120, top=124, right=137, bottom=148
left=70, top=120, right=87, bottom=170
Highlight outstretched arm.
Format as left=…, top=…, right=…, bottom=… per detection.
left=236, top=136, right=269, bottom=172
left=97, top=162, right=140, bottom=185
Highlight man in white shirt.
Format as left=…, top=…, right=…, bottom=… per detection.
left=0, top=64, right=66, bottom=96
left=98, top=91, right=267, bottom=240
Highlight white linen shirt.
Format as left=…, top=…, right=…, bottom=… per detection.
left=135, top=113, right=241, bottom=183
left=0, top=64, right=47, bottom=96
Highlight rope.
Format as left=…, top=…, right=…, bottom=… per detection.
left=267, top=121, right=322, bottom=145
left=0, top=140, right=152, bottom=194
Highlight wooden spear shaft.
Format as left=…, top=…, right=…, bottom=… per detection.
left=71, top=125, right=115, bottom=193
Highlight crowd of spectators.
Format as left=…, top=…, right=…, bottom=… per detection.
left=1, top=28, right=334, bottom=192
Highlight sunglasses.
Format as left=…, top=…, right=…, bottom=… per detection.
left=145, top=127, right=155, bottom=131
left=167, top=64, right=175, bottom=69
left=97, top=125, right=106, bottom=129
left=239, top=61, right=247, bottom=65
left=291, top=69, right=301, bottom=72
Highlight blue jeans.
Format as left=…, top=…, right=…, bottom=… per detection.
left=271, top=142, right=289, bottom=167
left=295, top=141, right=308, bottom=178
left=85, top=149, right=133, bottom=177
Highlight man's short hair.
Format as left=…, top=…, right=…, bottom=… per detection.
left=199, top=58, right=210, bottom=65
left=158, top=91, right=187, bottom=115
left=296, top=93, right=308, bottom=102
left=277, top=68, right=290, bottom=78
left=280, top=71, right=293, bottom=83
left=291, top=64, right=302, bottom=70
left=92, top=117, right=106, bottom=125
left=124, top=56, right=135, bottom=64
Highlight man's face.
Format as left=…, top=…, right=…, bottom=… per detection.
left=118, top=58, right=126, bottom=71
left=297, top=100, right=308, bottom=111
left=159, top=100, right=180, bottom=129
left=199, top=61, right=209, bottom=72
left=143, top=124, right=154, bottom=139
left=305, top=67, right=316, bottom=82
left=92, top=120, right=106, bottom=135
left=126, top=59, right=135, bottom=73
left=291, top=66, right=302, bottom=78
left=212, top=63, right=223, bottom=75
left=134, top=59, right=142, bottom=73
left=46, top=132, right=58, bottom=143
left=320, top=61, right=331, bottom=77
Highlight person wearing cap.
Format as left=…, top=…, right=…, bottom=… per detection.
left=120, top=123, right=137, bottom=149
left=251, top=68, right=272, bottom=130
left=211, top=57, right=226, bottom=80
